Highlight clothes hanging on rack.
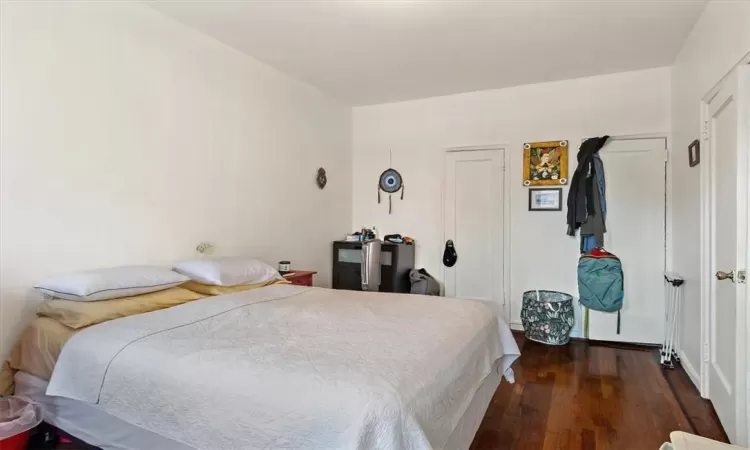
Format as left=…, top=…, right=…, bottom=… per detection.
left=580, top=179, right=606, bottom=248
left=581, top=236, right=597, bottom=253
left=571, top=137, right=621, bottom=337
left=593, top=153, right=607, bottom=216
left=566, top=136, right=610, bottom=238
left=580, top=151, right=608, bottom=252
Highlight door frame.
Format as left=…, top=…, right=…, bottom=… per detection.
left=442, top=145, right=511, bottom=325
left=745, top=63, right=750, bottom=448
left=699, top=55, right=750, bottom=442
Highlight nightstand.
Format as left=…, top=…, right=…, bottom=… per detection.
left=282, top=271, right=317, bottom=286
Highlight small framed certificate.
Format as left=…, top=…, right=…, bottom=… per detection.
left=529, top=188, right=562, bottom=211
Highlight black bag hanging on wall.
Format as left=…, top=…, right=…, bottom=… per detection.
left=443, top=240, right=458, bottom=267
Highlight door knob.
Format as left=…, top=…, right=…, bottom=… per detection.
left=716, top=270, right=735, bottom=282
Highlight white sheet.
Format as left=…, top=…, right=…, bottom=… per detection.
left=15, top=371, right=187, bottom=450
left=17, top=369, right=500, bottom=450
left=48, top=285, right=520, bottom=450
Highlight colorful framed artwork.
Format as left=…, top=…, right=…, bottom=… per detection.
left=523, top=140, right=568, bottom=186
left=528, top=188, right=563, bottom=211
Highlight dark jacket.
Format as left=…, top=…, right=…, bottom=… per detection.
left=567, top=136, right=609, bottom=236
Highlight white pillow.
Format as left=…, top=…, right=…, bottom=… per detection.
left=173, top=258, right=282, bottom=287
left=35, top=266, right=189, bottom=302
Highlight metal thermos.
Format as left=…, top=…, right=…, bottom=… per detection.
left=361, top=239, right=382, bottom=291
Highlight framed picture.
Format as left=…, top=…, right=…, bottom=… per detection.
left=523, top=140, right=568, bottom=186
left=529, top=188, right=563, bottom=211
left=689, top=139, right=700, bottom=167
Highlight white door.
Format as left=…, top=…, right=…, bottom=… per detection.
left=588, top=137, right=667, bottom=344
left=443, top=149, right=506, bottom=318
left=705, top=64, right=749, bottom=445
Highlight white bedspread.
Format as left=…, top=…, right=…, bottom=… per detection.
left=47, top=285, right=520, bottom=450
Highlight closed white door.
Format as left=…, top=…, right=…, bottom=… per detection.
left=705, top=64, right=749, bottom=445
left=588, top=137, right=667, bottom=344
left=443, top=149, right=505, bottom=317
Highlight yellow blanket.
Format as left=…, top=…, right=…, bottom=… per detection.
left=1, top=317, right=76, bottom=394
left=180, top=279, right=289, bottom=296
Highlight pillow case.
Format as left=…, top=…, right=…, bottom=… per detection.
left=181, top=279, right=288, bottom=296
left=173, top=258, right=282, bottom=287
left=35, top=266, right=189, bottom=302
left=37, top=287, right=205, bottom=329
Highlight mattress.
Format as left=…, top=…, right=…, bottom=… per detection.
left=47, top=285, right=520, bottom=450
left=15, top=371, right=187, bottom=450
left=16, top=369, right=501, bottom=450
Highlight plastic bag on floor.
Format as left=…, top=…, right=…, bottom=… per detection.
left=409, top=269, right=440, bottom=296
left=0, top=396, right=43, bottom=439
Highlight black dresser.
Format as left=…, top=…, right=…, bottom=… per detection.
left=332, top=240, right=415, bottom=293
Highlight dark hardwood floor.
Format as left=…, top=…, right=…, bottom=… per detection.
left=470, top=334, right=728, bottom=450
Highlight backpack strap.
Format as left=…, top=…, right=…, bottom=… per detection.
left=617, top=311, right=621, bottom=335
left=584, top=306, right=589, bottom=339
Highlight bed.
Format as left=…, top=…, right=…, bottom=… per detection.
left=13, top=284, right=520, bottom=450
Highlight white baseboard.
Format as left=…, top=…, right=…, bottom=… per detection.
left=679, top=350, right=701, bottom=392
left=510, top=320, right=523, bottom=331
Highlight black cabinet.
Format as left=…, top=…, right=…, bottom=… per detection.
left=332, top=241, right=415, bottom=293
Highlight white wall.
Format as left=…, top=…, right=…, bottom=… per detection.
left=0, top=2, right=352, bottom=358
left=353, top=68, right=671, bottom=335
left=671, top=0, right=750, bottom=389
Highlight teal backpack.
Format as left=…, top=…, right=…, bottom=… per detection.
left=578, top=251, right=624, bottom=334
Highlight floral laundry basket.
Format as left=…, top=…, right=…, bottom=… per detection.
left=521, top=290, right=575, bottom=345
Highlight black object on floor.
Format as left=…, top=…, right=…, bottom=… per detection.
left=26, top=423, right=99, bottom=450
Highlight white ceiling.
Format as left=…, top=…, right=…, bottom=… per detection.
left=147, top=0, right=706, bottom=106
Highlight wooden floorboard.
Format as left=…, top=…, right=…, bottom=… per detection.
left=662, top=357, right=730, bottom=443
left=470, top=334, right=728, bottom=450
